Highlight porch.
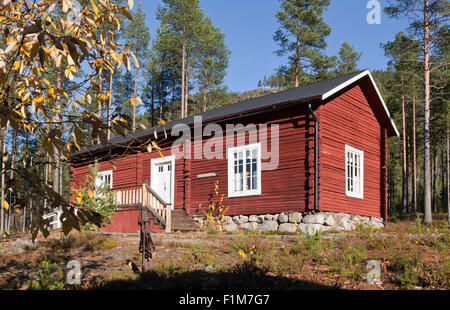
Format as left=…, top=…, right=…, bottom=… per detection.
left=108, top=183, right=196, bottom=233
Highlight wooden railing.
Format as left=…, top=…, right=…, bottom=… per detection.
left=43, top=210, right=63, bottom=230
left=109, top=183, right=172, bottom=233
left=112, top=185, right=144, bottom=206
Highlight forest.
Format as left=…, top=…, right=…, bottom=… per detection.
left=0, top=0, right=448, bottom=236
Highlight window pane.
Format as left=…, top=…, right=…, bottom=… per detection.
left=252, top=162, right=257, bottom=190
left=346, top=148, right=363, bottom=196
left=246, top=151, right=251, bottom=190
left=230, top=146, right=260, bottom=195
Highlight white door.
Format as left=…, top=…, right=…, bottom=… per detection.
left=151, top=156, right=175, bottom=207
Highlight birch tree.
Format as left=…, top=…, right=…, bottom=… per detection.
left=0, top=0, right=141, bottom=239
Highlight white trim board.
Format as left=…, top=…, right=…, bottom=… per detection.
left=150, top=155, right=175, bottom=209
left=227, top=143, right=262, bottom=198
left=96, top=170, right=113, bottom=189
left=345, top=145, right=364, bottom=199
left=321, top=70, right=400, bottom=137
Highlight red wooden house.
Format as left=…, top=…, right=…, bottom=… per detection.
left=69, top=70, right=399, bottom=233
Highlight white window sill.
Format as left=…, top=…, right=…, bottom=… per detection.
left=228, top=191, right=261, bottom=198
left=346, top=192, right=364, bottom=199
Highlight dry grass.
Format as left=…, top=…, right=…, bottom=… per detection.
left=0, top=214, right=449, bottom=290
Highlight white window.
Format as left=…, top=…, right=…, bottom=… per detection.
left=228, top=143, right=261, bottom=198
left=345, top=145, right=364, bottom=199
left=96, top=170, right=113, bottom=189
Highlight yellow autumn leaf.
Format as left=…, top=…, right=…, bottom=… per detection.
left=12, top=60, right=20, bottom=71
left=88, top=190, right=94, bottom=199
left=238, top=249, right=246, bottom=259
left=65, top=67, right=72, bottom=78
left=76, top=192, right=83, bottom=204
left=90, top=0, right=99, bottom=14
left=3, top=200, right=9, bottom=211
left=130, top=97, right=135, bottom=106
left=49, top=88, right=56, bottom=98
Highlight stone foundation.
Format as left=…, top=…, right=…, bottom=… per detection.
left=193, top=211, right=384, bottom=234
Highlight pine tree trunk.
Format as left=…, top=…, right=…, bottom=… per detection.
left=185, top=57, right=189, bottom=117
left=159, top=75, right=164, bottom=121
left=408, top=134, right=413, bottom=213
left=107, top=71, right=113, bottom=140
left=432, top=148, right=438, bottom=213
left=151, top=87, right=155, bottom=127
left=423, top=0, right=432, bottom=223
left=133, top=65, right=138, bottom=132
left=402, top=91, right=409, bottom=215
left=441, top=147, right=445, bottom=212
left=172, top=79, right=176, bottom=120
left=203, top=87, right=207, bottom=113
left=295, top=18, right=300, bottom=88
left=181, top=32, right=186, bottom=119
left=447, top=126, right=449, bottom=222
left=23, top=201, right=27, bottom=232
left=203, top=70, right=208, bottom=113
left=413, top=97, right=417, bottom=213
left=98, top=69, right=103, bottom=142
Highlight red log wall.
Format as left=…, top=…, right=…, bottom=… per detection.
left=317, top=84, right=384, bottom=218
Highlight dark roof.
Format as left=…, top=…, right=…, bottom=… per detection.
left=70, top=70, right=395, bottom=159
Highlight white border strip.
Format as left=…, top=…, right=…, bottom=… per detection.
left=151, top=155, right=175, bottom=210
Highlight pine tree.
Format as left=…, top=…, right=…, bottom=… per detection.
left=157, top=0, right=203, bottom=118
left=337, top=41, right=362, bottom=74
left=273, top=0, right=334, bottom=87
left=124, top=1, right=151, bottom=131
left=383, top=32, right=421, bottom=216
left=193, top=15, right=230, bottom=113
left=385, top=0, right=449, bottom=223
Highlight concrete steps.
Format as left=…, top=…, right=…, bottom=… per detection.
left=171, top=209, right=197, bottom=232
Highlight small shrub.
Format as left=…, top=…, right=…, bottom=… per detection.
left=367, top=235, right=390, bottom=250
left=85, top=236, right=118, bottom=251
left=199, top=181, right=229, bottom=233
left=27, top=256, right=65, bottom=290
left=397, top=265, right=421, bottom=289
left=343, top=246, right=366, bottom=266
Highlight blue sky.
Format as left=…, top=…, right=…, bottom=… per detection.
left=140, top=0, right=410, bottom=93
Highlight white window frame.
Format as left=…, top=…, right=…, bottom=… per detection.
left=345, top=145, right=364, bottom=199
left=227, top=143, right=262, bottom=198
left=96, top=170, right=113, bottom=190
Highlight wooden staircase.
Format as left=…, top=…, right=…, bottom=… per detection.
left=110, top=183, right=197, bottom=233
left=171, top=210, right=197, bottom=232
